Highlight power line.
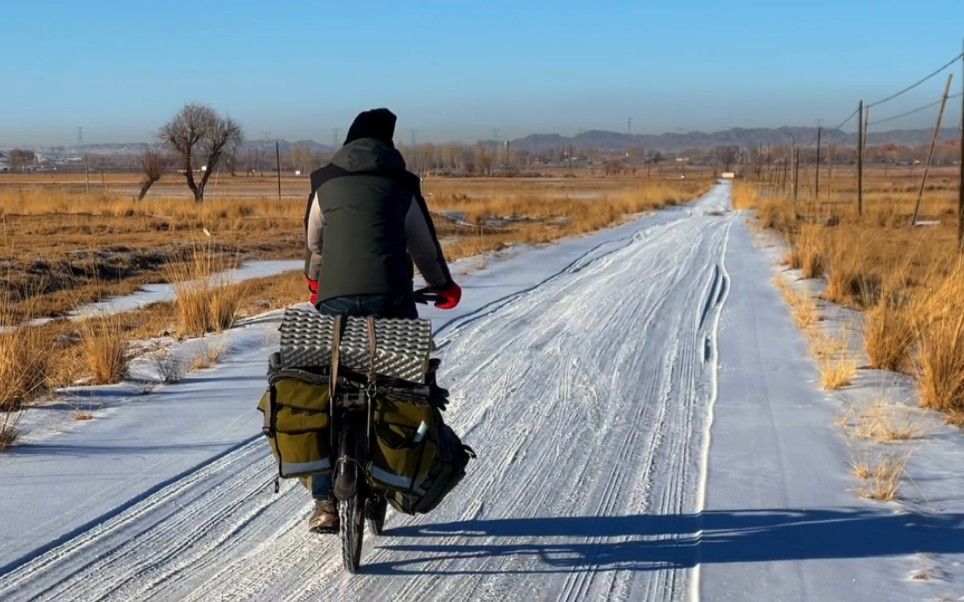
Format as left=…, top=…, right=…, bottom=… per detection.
left=869, top=91, right=964, bottom=126
left=867, top=52, right=963, bottom=108
left=830, top=108, right=860, bottom=131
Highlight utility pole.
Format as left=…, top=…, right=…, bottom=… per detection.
left=765, top=143, right=772, bottom=184
left=857, top=100, right=864, bottom=216
left=794, top=147, right=800, bottom=201
left=815, top=126, right=822, bottom=200
left=332, top=128, right=340, bottom=146
left=790, top=135, right=796, bottom=200
left=85, top=154, right=90, bottom=194
left=627, top=117, right=632, bottom=136
left=827, top=130, right=834, bottom=203
left=959, top=37, right=964, bottom=251
left=275, top=140, right=282, bottom=199
left=912, top=73, right=954, bottom=226
left=408, top=129, right=418, bottom=174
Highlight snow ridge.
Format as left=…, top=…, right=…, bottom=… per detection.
left=689, top=219, right=733, bottom=602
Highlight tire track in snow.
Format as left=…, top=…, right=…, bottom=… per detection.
left=689, top=221, right=734, bottom=602
left=0, top=438, right=267, bottom=601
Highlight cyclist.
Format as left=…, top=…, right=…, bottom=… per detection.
left=303, top=107, right=461, bottom=532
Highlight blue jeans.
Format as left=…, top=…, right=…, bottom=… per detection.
left=315, top=293, right=419, bottom=321
left=310, top=293, right=419, bottom=500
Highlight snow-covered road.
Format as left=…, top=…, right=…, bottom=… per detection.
left=2, top=183, right=961, bottom=601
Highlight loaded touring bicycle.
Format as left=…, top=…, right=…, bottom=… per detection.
left=258, top=290, right=475, bottom=573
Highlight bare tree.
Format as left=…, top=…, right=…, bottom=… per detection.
left=9, top=149, right=36, bottom=172
left=137, top=149, right=167, bottom=200
left=224, top=146, right=239, bottom=176
left=160, top=103, right=243, bottom=202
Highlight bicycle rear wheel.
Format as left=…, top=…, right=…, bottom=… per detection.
left=339, top=493, right=365, bottom=573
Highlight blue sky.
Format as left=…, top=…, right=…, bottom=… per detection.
left=1, top=0, right=962, bottom=145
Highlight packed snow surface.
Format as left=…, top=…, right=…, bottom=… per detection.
left=1, top=184, right=962, bottom=601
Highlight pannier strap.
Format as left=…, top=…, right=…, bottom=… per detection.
left=367, top=316, right=378, bottom=385
left=262, top=386, right=276, bottom=437
left=330, top=315, right=343, bottom=401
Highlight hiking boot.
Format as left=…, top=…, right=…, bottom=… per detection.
left=308, top=498, right=338, bottom=533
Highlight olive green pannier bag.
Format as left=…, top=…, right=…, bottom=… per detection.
left=368, top=386, right=475, bottom=515
left=257, top=366, right=333, bottom=479
left=257, top=308, right=475, bottom=513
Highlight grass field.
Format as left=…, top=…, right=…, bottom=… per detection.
left=0, top=171, right=713, bottom=410
left=736, top=165, right=964, bottom=423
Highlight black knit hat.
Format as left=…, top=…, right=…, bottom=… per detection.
left=343, top=108, right=397, bottom=147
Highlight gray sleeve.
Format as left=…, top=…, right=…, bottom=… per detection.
left=306, top=193, right=325, bottom=281
left=405, top=196, right=451, bottom=289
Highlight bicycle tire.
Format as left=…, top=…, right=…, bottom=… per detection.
left=339, top=493, right=365, bottom=573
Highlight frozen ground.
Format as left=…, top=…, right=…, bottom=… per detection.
left=0, top=184, right=961, bottom=601
left=13, top=260, right=304, bottom=330
left=71, top=259, right=304, bottom=317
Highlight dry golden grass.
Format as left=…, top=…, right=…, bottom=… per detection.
left=0, top=174, right=711, bottom=408
left=851, top=402, right=924, bottom=443
left=808, top=330, right=849, bottom=360
left=859, top=449, right=912, bottom=502
left=0, top=295, right=48, bottom=451
left=79, top=313, right=130, bottom=384
left=0, top=186, right=305, bottom=223
left=864, top=299, right=915, bottom=373
left=797, top=224, right=825, bottom=279
left=843, top=409, right=913, bottom=503
left=0, top=267, right=306, bottom=409
left=782, top=246, right=802, bottom=270
left=835, top=404, right=857, bottom=429
left=152, top=350, right=187, bottom=384
left=0, top=300, right=51, bottom=411
left=850, top=452, right=874, bottom=480
left=0, top=175, right=710, bottom=324
left=915, top=311, right=964, bottom=413
left=0, top=410, right=22, bottom=451
left=819, top=356, right=857, bottom=390
left=730, top=184, right=758, bottom=210
left=740, top=171, right=964, bottom=422
left=191, top=340, right=225, bottom=371
left=774, top=279, right=820, bottom=329
left=166, top=245, right=246, bottom=337
left=430, top=183, right=711, bottom=257
left=792, top=299, right=820, bottom=330
left=852, top=404, right=886, bottom=439
left=877, top=415, right=924, bottom=442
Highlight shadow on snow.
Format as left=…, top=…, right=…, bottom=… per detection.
left=364, top=509, right=964, bottom=575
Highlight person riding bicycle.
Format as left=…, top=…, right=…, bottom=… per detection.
left=303, top=107, right=461, bottom=532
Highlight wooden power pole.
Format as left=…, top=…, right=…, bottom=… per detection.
left=815, top=127, right=822, bottom=200
left=911, top=73, right=954, bottom=226
left=857, top=100, right=864, bottom=216
left=959, top=38, right=964, bottom=251
left=275, top=140, right=282, bottom=199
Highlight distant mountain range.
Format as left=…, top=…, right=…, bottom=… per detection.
left=505, top=127, right=961, bottom=153
left=20, top=126, right=960, bottom=156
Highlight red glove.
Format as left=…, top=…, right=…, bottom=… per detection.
left=307, top=277, right=319, bottom=304
left=434, top=282, right=461, bottom=310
